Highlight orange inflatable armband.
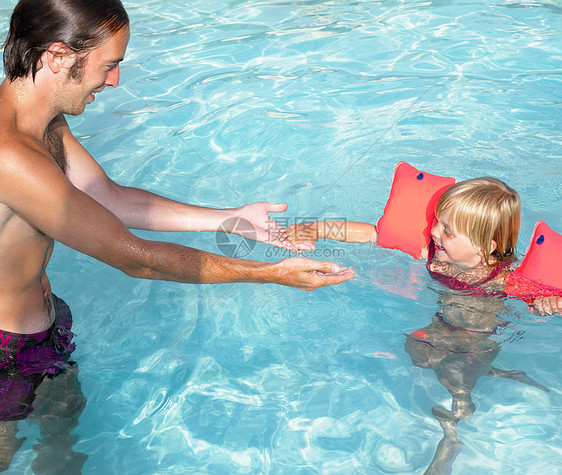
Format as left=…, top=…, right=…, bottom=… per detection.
left=377, top=161, right=455, bottom=258
left=505, top=221, right=562, bottom=301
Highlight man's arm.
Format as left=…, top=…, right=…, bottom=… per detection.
left=0, top=140, right=353, bottom=290
left=56, top=116, right=291, bottom=248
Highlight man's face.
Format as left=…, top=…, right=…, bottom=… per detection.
left=61, top=26, right=130, bottom=116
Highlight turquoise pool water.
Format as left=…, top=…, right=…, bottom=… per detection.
left=2, top=0, right=561, bottom=473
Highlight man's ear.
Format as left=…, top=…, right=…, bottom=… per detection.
left=45, top=42, right=76, bottom=74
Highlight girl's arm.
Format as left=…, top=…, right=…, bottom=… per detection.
left=531, top=296, right=562, bottom=315
left=284, top=221, right=377, bottom=248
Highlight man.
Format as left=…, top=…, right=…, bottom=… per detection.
left=0, top=0, right=354, bottom=439
left=0, top=0, right=354, bottom=333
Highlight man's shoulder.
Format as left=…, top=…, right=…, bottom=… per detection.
left=0, top=124, right=64, bottom=187
left=0, top=126, right=42, bottom=161
left=0, top=113, right=70, bottom=150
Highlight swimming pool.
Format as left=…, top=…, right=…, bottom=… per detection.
left=2, top=0, right=561, bottom=473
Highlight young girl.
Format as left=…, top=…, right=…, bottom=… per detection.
left=283, top=175, right=562, bottom=314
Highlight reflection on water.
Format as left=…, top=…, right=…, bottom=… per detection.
left=0, top=367, right=87, bottom=473
left=405, top=292, right=549, bottom=474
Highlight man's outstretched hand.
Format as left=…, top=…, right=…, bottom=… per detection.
left=265, top=257, right=355, bottom=291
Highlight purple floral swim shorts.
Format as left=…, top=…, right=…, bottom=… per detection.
left=0, top=295, right=76, bottom=421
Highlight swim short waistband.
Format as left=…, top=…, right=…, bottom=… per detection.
left=0, top=294, right=74, bottom=370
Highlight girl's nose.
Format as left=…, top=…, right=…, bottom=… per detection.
left=430, top=221, right=440, bottom=240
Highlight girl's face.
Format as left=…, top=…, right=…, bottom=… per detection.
left=430, top=210, right=485, bottom=268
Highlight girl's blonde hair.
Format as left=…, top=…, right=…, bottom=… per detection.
left=436, top=177, right=521, bottom=266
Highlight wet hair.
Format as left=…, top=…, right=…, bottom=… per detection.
left=3, top=0, right=129, bottom=81
left=436, top=177, right=521, bottom=266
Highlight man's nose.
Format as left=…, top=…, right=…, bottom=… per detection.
left=105, top=66, right=120, bottom=88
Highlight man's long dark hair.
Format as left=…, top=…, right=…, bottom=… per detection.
left=3, top=0, right=129, bottom=81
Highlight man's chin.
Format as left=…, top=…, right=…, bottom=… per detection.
left=64, top=103, right=88, bottom=116
left=65, top=109, right=85, bottom=117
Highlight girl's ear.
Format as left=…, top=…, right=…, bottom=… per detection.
left=480, top=239, right=498, bottom=256
left=476, top=239, right=497, bottom=257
